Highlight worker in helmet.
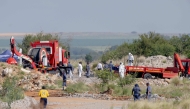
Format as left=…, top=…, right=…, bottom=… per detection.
left=119, top=62, right=125, bottom=78
left=128, top=53, right=134, bottom=66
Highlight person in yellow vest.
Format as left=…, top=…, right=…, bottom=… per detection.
left=39, top=86, right=49, bottom=109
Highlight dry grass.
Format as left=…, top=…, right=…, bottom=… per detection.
left=127, top=99, right=190, bottom=109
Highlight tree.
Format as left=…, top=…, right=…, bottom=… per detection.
left=101, top=31, right=176, bottom=62
left=17, top=32, right=67, bottom=54
left=169, top=35, right=190, bottom=55
left=85, top=54, right=93, bottom=63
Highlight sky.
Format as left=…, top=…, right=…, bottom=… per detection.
left=0, top=0, right=190, bottom=33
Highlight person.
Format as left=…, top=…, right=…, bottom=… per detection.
left=146, top=82, right=151, bottom=100
left=103, top=62, right=109, bottom=69
left=86, top=62, right=90, bottom=78
left=58, top=62, right=67, bottom=90
left=119, top=62, right=125, bottom=78
left=132, top=84, right=141, bottom=101
left=62, top=70, right=67, bottom=90
left=128, top=53, right=134, bottom=66
left=39, top=86, right=49, bottom=109
left=78, top=62, right=83, bottom=77
left=67, top=62, right=73, bottom=80
left=97, top=62, right=103, bottom=70
left=108, top=61, right=113, bottom=72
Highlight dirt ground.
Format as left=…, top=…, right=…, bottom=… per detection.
left=34, top=97, right=128, bottom=109
left=25, top=91, right=129, bottom=109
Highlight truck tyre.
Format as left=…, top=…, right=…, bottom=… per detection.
left=144, top=73, right=152, bottom=79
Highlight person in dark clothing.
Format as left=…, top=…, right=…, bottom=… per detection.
left=108, top=61, right=113, bottom=72
left=146, top=82, right=151, bottom=100
left=58, top=63, right=67, bottom=90
left=132, top=84, right=141, bottom=101
left=59, top=68, right=67, bottom=90
left=86, top=62, right=90, bottom=78
left=67, top=62, right=73, bottom=80
left=62, top=70, right=67, bottom=90
left=103, top=62, right=109, bottom=69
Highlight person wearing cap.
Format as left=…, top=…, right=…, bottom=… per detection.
left=39, top=86, right=49, bottom=109
left=146, top=82, right=152, bottom=100
left=128, top=53, right=134, bottom=66
left=119, top=62, right=125, bottom=78
left=132, top=84, right=141, bottom=101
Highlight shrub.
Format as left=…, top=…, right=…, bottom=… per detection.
left=117, top=74, right=136, bottom=87
left=83, top=65, right=87, bottom=72
left=171, top=77, right=181, bottom=86
left=95, top=70, right=118, bottom=83
left=19, top=71, right=25, bottom=75
left=1, top=63, right=4, bottom=66
left=162, top=60, right=166, bottom=63
left=55, top=79, right=63, bottom=88
left=44, top=84, right=56, bottom=90
left=0, top=77, right=24, bottom=108
left=65, top=82, right=89, bottom=94
left=180, top=99, right=190, bottom=109
left=92, top=63, right=97, bottom=70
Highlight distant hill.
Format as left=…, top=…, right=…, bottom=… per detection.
left=0, top=32, right=182, bottom=38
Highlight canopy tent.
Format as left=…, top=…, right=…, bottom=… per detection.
left=0, top=50, right=12, bottom=55
left=0, top=50, right=19, bottom=62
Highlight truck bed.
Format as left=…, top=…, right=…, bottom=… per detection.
left=125, top=66, right=178, bottom=78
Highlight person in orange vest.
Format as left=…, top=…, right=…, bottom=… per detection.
left=39, top=86, right=49, bottom=109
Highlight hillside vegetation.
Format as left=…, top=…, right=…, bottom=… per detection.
left=101, top=32, right=190, bottom=63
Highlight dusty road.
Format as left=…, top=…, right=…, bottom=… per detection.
left=34, top=97, right=128, bottom=109
left=26, top=90, right=130, bottom=109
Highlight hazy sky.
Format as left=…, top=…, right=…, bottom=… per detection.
left=0, top=0, right=190, bottom=33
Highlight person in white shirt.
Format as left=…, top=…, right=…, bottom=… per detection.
left=119, top=62, right=125, bottom=78
left=128, top=53, right=134, bottom=66
left=97, top=62, right=103, bottom=70
left=78, top=62, right=83, bottom=77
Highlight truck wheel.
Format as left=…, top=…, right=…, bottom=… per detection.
left=144, top=73, right=152, bottom=79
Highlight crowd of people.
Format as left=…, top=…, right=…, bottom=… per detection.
left=64, top=52, right=135, bottom=79
left=38, top=53, right=151, bottom=108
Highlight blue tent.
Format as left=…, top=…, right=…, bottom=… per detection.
left=0, top=50, right=19, bottom=62
left=0, top=50, right=12, bottom=55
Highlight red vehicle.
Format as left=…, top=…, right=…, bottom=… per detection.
left=125, top=53, right=189, bottom=79
left=8, top=36, right=70, bottom=73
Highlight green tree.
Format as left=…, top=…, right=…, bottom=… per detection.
left=17, top=32, right=67, bottom=54
left=169, top=36, right=183, bottom=54
left=101, top=32, right=176, bottom=62
left=179, top=35, right=190, bottom=54
left=85, top=53, right=93, bottom=62
left=169, top=35, right=190, bottom=56
left=131, top=32, right=175, bottom=56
